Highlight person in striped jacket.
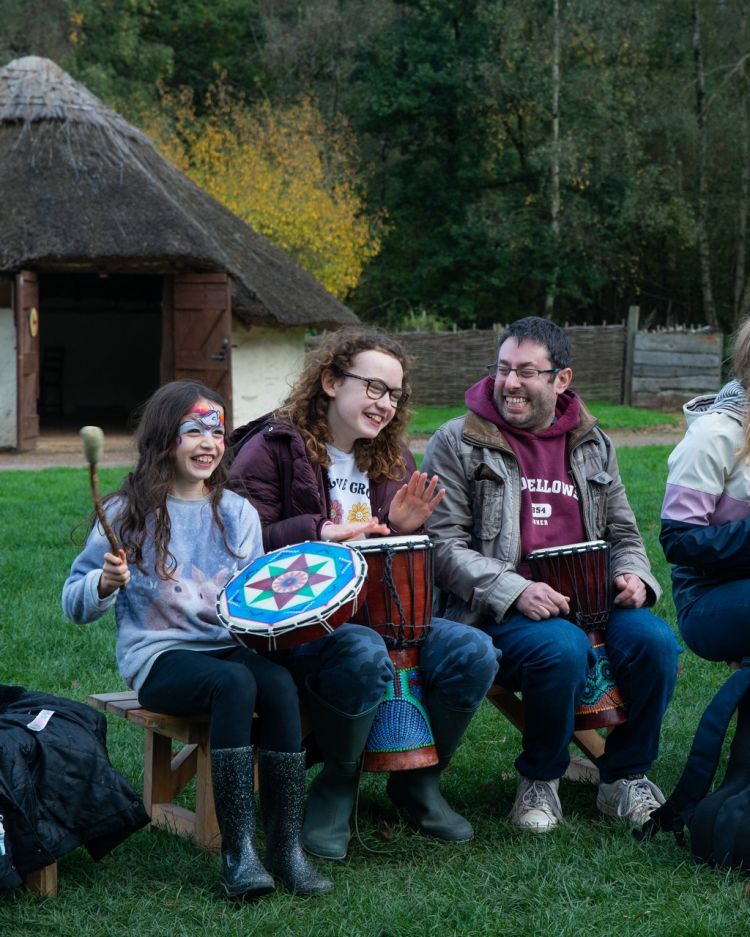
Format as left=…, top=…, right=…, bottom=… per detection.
left=660, top=317, right=750, bottom=664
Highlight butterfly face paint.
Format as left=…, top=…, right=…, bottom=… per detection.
left=177, top=405, right=225, bottom=440
left=172, top=400, right=226, bottom=496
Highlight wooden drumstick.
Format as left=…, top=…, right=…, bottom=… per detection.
left=80, top=425, right=119, bottom=554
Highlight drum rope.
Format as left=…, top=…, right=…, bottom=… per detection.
left=382, top=547, right=408, bottom=645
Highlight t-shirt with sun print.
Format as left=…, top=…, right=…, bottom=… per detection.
left=325, top=444, right=372, bottom=525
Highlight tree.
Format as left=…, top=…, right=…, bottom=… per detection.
left=142, top=85, right=381, bottom=299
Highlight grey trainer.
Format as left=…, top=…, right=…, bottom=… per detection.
left=596, top=776, right=665, bottom=827
left=508, top=776, right=563, bottom=832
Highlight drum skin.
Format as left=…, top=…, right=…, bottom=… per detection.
left=216, top=541, right=367, bottom=652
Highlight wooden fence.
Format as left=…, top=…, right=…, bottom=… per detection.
left=397, top=325, right=627, bottom=406
left=312, top=315, right=725, bottom=409
left=630, top=329, right=724, bottom=410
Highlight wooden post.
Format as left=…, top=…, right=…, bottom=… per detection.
left=623, top=305, right=640, bottom=406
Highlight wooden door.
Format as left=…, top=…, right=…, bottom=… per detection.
left=15, top=270, right=40, bottom=451
left=161, top=272, right=233, bottom=426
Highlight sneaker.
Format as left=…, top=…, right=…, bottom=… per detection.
left=509, top=776, right=562, bottom=832
left=596, top=776, right=665, bottom=827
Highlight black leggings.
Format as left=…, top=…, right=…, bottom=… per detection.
left=138, top=646, right=301, bottom=752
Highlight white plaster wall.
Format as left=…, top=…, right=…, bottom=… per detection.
left=231, top=325, right=307, bottom=426
left=0, top=307, right=16, bottom=449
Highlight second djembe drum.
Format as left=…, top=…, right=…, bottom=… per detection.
left=526, top=540, right=627, bottom=730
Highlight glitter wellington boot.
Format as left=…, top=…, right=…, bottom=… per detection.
left=258, top=750, right=333, bottom=896
left=210, top=746, right=274, bottom=898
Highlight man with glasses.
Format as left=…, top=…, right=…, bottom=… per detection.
left=423, top=316, right=679, bottom=832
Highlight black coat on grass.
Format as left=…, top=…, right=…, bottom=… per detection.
left=0, top=684, right=149, bottom=883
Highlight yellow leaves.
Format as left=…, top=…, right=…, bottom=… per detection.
left=69, top=7, right=85, bottom=44
left=140, top=83, right=380, bottom=299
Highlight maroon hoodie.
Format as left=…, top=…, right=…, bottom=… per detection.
left=465, top=376, right=586, bottom=576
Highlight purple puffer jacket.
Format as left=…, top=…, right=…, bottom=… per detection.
left=228, top=416, right=417, bottom=552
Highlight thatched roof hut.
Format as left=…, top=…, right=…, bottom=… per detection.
left=0, top=55, right=358, bottom=329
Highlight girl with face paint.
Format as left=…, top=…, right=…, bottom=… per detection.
left=62, top=380, right=331, bottom=900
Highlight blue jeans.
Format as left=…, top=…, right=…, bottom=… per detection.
left=483, top=607, right=680, bottom=783
left=279, top=618, right=501, bottom=715
left=678, top=579, right=750, bottom=662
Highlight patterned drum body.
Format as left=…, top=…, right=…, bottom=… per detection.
left=216, top=541, right=367, bottom=652
left=351, top=534, right=433, bottom=648
left=362, top=647, right=439, bottom=772
left=526, top=540, right=627, bottom=730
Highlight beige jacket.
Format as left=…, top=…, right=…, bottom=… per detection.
left=422, top=405, right=660, bottom=627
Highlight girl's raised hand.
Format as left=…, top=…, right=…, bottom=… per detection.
left=98, top=548, right=130, bottom=598
left=387, top=471, right=446, bottom=534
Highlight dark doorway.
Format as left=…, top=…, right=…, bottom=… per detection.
left=38, top=272, right=162, bottom=431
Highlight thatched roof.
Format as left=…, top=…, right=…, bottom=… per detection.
left=0, top=56, right=358, bottom=329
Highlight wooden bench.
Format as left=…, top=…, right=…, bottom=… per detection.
left=24, top=685, right=595, bottom=896
left=88, top=691, right=223, bottom=851
left=485, top=684, right=605, bottom=780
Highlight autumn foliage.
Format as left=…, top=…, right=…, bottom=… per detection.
left=141, top=85, right=381, bottom=300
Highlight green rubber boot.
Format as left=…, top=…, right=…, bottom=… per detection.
left=301, top=686, right=379, bottom=860
left=386, top=695, right=476, bottom=842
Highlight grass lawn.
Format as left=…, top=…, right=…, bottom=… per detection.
left=408, top=404, right=682, bottom=436
left=1, top=453, right=748, bottom=936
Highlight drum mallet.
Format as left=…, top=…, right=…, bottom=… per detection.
left=80, top=425, right=119, bottom=553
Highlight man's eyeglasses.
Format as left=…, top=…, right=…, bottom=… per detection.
left=485, top=364, right=561, bottom=381
left=334, top=369, right=409, bottom=408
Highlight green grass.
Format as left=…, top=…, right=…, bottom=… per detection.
left=1, top=456, right=749, bottom=936
left=409, top=404, right=682, bottom=436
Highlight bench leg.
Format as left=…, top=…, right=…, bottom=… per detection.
left=143, top=729, right=220, bottom=851
left=25, top=863, right=58, bottom=897
left=193, top=740, right=220, bottom=851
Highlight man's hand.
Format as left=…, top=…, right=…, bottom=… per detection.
left=515, top=581, right=570, bottom=620
left=613, top=573, right=647, bottom=608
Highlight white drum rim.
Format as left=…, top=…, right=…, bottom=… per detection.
left=352, top=533, right=432, bottom=553
left=216, top=542, right=367, bottom=637
left=527, top=539, right=608, bottom=559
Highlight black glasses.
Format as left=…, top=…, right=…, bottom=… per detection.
left=334, top=369, right=409, bottom=408
left=485, top=364, right=561, bottom=380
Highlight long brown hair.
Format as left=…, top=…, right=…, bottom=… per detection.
left=104, top=380, right=237, bottom=579
left=733, top=317, right=750, bottom=464
left=275, top=328, right=412, bottom=482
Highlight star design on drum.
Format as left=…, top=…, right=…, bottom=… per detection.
left=243, top=553, right=334, bottom=609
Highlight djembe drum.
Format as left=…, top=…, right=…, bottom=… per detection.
left=526, top=540, right=628, bottom=730
left=216, top=541, right=367, bottom=652
left=352, top=535, right=438, bottom=771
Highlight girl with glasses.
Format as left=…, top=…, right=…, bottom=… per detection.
left=229, top=327, right=499, bottom=862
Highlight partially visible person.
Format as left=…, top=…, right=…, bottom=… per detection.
left=661, top=316, right=750, bottom=663
left=229, top=327, right=500, bottom=860
left=62, top=380, right=331, bottom=899
left=423, top=316, right=680, bottom=833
